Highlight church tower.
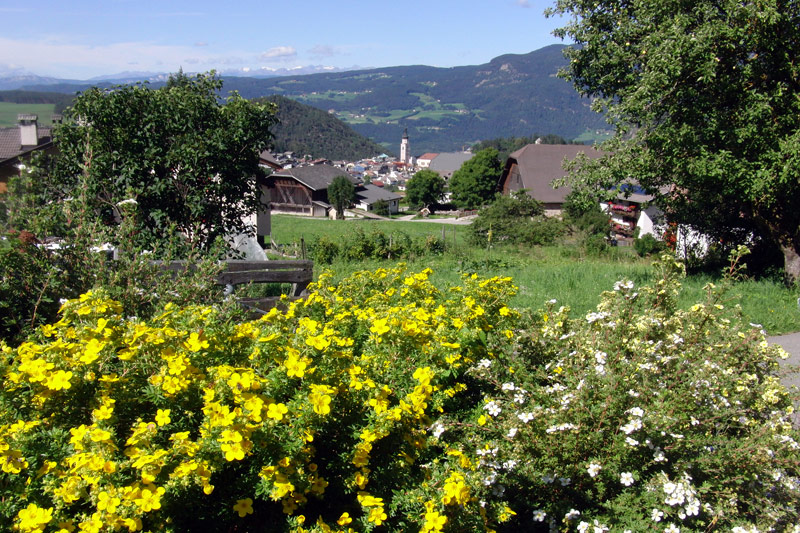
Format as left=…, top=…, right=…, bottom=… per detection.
left=400, top=128, right=409, bottom=165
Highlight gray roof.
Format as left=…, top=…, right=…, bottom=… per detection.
left=270, top=164, right=356, bottom=191
left=428, top=152, right=474, bottom=175
left=355, top=184, right=403, bottom=205
left=0, top=126, right=52, bottom=162
left=258, top=149, right=283, bottom=170
left=501, top=144, right=606, bottom=204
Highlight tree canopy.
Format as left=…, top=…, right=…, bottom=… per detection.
left=327, top=176, right=355, bottom=220
left=447, top=148, right=502, bottom=209
left=405, top=169, right=445, bottom=212
left=549, top=0, right=800, bottom=280
left=49, top=71, right=277, bottom=251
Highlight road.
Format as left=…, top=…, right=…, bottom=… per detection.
left=768, top=332, right=800, bottom=426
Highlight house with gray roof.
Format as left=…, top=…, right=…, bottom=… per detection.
left=354, top=184, right=403, bottom=214
left=0, top=114, right=57, bottom=194
left=264, top=164, right=357, bottom=217
left=428, top=152, right=474, bottom=180
left=498, top=144, right=605, bottom=215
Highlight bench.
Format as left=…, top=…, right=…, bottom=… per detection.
left=158, top=260, right=314, bottom=314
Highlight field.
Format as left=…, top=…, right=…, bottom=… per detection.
left=0, top=102, right=56, bottom=127
left=269, top=215, right=800, bottom=335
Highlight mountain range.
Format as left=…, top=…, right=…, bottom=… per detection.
left=1, top=45, right=610, bottom=154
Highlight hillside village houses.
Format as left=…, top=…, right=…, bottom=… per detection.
left=0, top=114, right=59, bottom=194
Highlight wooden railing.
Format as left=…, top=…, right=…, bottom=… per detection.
left=158, top=260, right=313, bottom=313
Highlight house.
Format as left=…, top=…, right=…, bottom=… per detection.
left=601, top=191, right=663, bottom=245
left=354, top=184, right=402, bottom=214
left=416, top=153, right=438, bottom=169
left=0, top=114, right=57, bottom=194
left=263, top=164, right=357, bottom=217
left=428, top=152, right=473, bottom=180
left=498, top=144, right=605, bottom=215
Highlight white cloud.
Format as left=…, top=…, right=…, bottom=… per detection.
left=260, top=46, right=297, bottom=62
left=0, top=37, right=253, bottom=78
left=516, top=0, right=531, bottom=7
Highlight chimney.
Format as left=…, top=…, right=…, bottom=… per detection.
left=18, top=114, right=39, bottom=146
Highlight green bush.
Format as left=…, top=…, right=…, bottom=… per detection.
left=468, top=192, right=567, bottom=246
left=634, top=233, right=666, bottom=257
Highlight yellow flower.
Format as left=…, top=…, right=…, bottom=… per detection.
left=266, top=402, right=288, bottom=421
left=16, top=503, right=53, bottom=533
left=336, top=512, right=353, bottom=526
left=80, top=338, right=106, bottom=364
left=97, top=491, right=121, bottom=513
left=233, top=498, right=254, bottom=517
left=45, top=370, right=73, bottom=391
left=183, top=332, right=209, bottom=352
left=134, top=487, right=165, bottom=512
left=155, top=409, right=171, bottom=427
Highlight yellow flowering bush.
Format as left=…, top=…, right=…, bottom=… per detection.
left=0, top=265, right=519, bottom=532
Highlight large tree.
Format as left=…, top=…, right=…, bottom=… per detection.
left=448, top=148, right=502, bottom=209
left=549, top=0, right=800, bottom=280
left=405, top=169, right=445, bottom=212
left=327, top=175, right=355, bottom=220
left=50, top=71, right=276, bottom=251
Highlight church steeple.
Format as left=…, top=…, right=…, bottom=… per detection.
left=400, top=128, right=410, bottom=165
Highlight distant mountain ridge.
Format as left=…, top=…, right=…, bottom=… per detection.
left=2, top=45, right=609, bottom=154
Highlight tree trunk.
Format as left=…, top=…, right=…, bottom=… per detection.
left=781, top=243, right=800, bottom=286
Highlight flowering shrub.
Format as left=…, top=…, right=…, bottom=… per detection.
left=1, top=254, right=798, bottom=532
left=0, top=265, right=519, bottom=532
left=460, top=253, right=800, bottom=531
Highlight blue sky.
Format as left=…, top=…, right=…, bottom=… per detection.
left=0, top=0, right=568, bottom=79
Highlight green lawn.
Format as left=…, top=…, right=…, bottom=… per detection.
left=269, top=215, right=800, bottom=334
left=0, top=102, right=56, bottom=127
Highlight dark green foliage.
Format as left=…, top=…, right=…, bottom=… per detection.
left=468, top=192, right=566, bottom=246
left=327, top=176, right=355, bottom=220
left=258, top=94, right=387, bottom=160
left=562, top=188, right=602, bottom=222
left=48, top=71, right=277, bottom=252
left=405, top=170, right=445, bottom=211
left=634, top=233, right=666, bottom=257
left=448, top=148, right=502, bottom=209
left=551, top=0, right=800, bottom=281
left=0, top=232, right=72, bottom=343
left=372, top=200, right=390, bottom=217
left=310, top=228, right=445, bottom=265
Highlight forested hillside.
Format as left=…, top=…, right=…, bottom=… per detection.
left=259, top=95, right=389, bottom=160
left=16, top=45, right=610, bottom=154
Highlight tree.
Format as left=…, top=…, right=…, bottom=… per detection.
left=549, top=0, right=800, bottom=281
left=48, top=71, right=277, bottom=251
left=405, top=169, right=445, bottom=212
left=448, top=148, right=502, bottom=209
left=327, top=176, right=355, bottom=219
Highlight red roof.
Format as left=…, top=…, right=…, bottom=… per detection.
left=418, top=153, right=438, bottom=161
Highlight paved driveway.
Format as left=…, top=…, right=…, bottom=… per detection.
left=768, top=333, right=800, bottom=426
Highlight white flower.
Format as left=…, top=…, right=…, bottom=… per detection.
left=614, top=279, right=634, bottom=291
left=625, top=437, right=640, bottom=447
left=577, top=521, right=590, bottom=533
left=592, top=521, right=609, bottom=533
left=430, top=422, right=445, bottom=438
left=547, top=298, right=557, bottom=304
left=541, top=473, right=555, bottom=484
left=517, top=412, right=534, bottom=423
left=484, top=401, right=501, bottom=416
left=513, top=392, right=526, bottom=404
left=628, top=389, right=640, bottom=397
left=478, top=358, right=492, bottom=368
left=586, top=311, right=610, bottom=323
left=627, top=407, right=644, bottom=417
left=621, top=418, right=643, bottom=434
left=587, top=463, right=601, bottom=478
left=564, top=509, right=580, bottom=521
left=664, top=524, right=680, bottom=533
left=559, top=477, right=571, bottom=486
left=684, top=499, right=700, bottom=516
left=507, top=427, right=518, bottom=438
left=620, top=472, right=634, bottom=486
left=501, top=382, right=516, bottom=391
left=651, top=508, right=664, bottom=522
left=594, top=351, right=607, bottom=364
left=503, top=459, right=517, bottom=471
left=532, top=509, right=546, bottom=522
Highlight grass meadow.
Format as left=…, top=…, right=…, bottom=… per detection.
left=0, top=102, right=56, bottom=127
left=269, top=215, right=800, bottom=335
